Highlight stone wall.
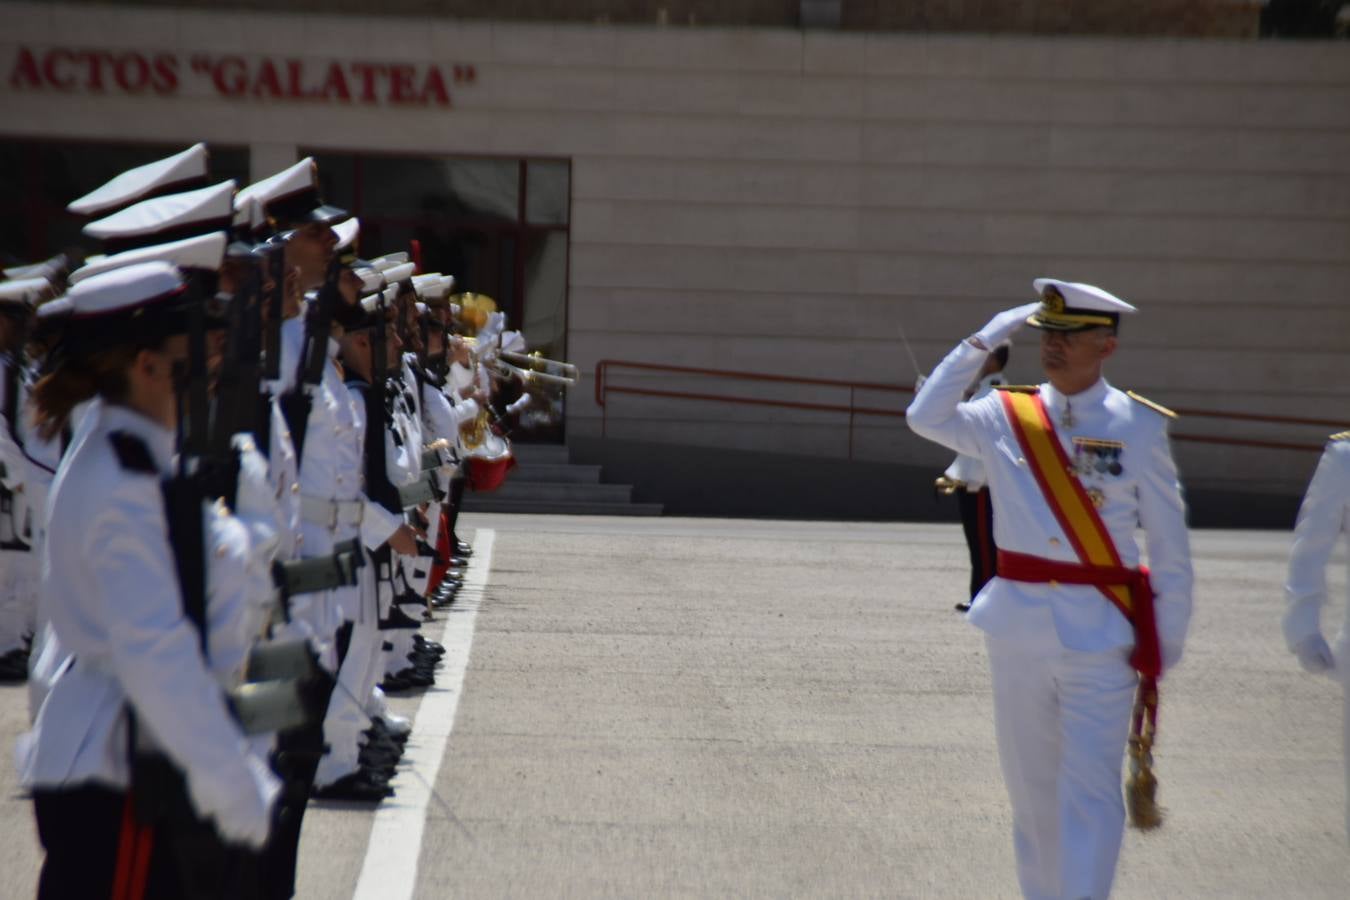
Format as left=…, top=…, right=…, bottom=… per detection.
left=4, top=2, right=1348, bottom=499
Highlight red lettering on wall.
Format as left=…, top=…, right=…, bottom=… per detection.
left=351, top=62, right=386, bottom=104
left=422, top=66, right=450, bottom=107
left=388, top=64, right=415, bottom=105
left=319, top=62, right=350, bottom=102
left=82, top=51, right=109, bottom=92
left=150, top=54, right=178, bottom=94
left=8, top=47, right=42, bottom=89
left=253, top=59, right=283, bottom=98
left=5, top=46, right=476, bottom=107
left=42, top=48, right=77, bottom=90
left=113, top=53, right=150, bottom=93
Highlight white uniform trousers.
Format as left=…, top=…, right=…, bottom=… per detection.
left=314, top=568, right=379, bottom=788
left=986, top=614, right=1136, bottom=900
left=1338, top=642, right=1350, bottom=842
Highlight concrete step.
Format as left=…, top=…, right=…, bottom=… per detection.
left=458, top=498, right=665, bottom=516
left=509, top=443, right=570, bottom=465
left=477, top=481, right=634, bottom=503
left=510, top=463, right=602, bottom=484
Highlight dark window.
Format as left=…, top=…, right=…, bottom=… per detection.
left=309, top=149, right=571, bottom=442
left=0, top=138, right=248, bottom=268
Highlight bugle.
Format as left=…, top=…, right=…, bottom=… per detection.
left=494, top=350, right=578, bottom=386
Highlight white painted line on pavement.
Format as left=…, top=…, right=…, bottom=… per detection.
left=352, top=528, right=495, bottom=900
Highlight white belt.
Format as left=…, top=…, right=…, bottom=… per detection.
left=299, top=495, right=364, bottom=530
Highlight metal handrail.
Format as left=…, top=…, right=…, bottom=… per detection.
left=593, top=359, right=1347, bottom=457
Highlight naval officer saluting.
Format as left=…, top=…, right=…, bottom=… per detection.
left=907, top=280, right=1193, bottom=900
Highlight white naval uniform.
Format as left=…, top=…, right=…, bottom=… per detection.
left=907, top=338, right=1193, bottom=900
left=15, top=400, right=277, bottom=840
left=1283, top=433, right=1350, bottom=838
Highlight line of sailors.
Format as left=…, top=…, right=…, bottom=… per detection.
left=0, top=143, right=556, bottom=899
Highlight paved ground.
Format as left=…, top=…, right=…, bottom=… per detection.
left=2, top=514, right=1348, bottom=899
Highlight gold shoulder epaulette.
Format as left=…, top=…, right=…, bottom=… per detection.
left=993, top=385, right=1039, bottom=394
left=1330, top=430, right=1350, bottom=442
left=1126, top=391, right=1178, bottom=419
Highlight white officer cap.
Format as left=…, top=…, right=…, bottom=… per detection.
left=333, top=216, right=360, bottom=251
left=67, top=143, right=210, bottom=217
left=368, top=253, right=409, bottom=272
left=0, top=277, right=51, bottom=308
left=3, top=255, right=71, bottom=284
left=354, top=266, right=384, bottom=295
left=382, top=285, right=400, bottom=305
left=382, top=262, right=416, bottom=286
left=83, top=181, right=236, bottom=255
left=1026, top=278, right=1137, bottom=333
left=68, top=232, right=229, bottom=286
left=235, top=158, right=348, bottom=234
left=412, top=273, right=454, bottom=302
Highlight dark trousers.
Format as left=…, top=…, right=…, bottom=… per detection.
left=956, top=487, right=997, bottom=600
left=446, top=476, right=466, bottom=539
left=261, top=621, right=349, bottom=900
left=35, top=785, right=256, bottom=900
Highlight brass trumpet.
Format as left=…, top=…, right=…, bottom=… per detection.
left=494, top=350, right=578, bottom=386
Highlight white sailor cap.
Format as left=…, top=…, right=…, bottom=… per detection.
left=333, top=217, right=360, bottom=252
left=68, top=232, right=229, bottom=286
left=84, top=181, right=235, bottom=255
left=412, top=273, right=454, bottom=303
left=1026, top=278, right=1137, bottom=333
left=67, top=143, right=210, bottom=217
left=234, top=158, right=348, bottom=234
left=368, top=253, right=409, bottom=272
left=42, top=262, right=203, bottom=352
left=382, top=262, right=416, bottom=287
left=354, top=267, right=384, bottom=295
left=0, top=277, right=51, bottom=308
left=414, top=301, right=428, bottom=317
left=3, top=255, right=71, bottom=284
left=382, top=284, right=401, bottom=305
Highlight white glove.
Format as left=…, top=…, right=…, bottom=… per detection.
left=1294, top=633, right=1336, bottom=675
left=973, top=301, right=1041, bottom=349
left=207, top=752, right=281, bottom=849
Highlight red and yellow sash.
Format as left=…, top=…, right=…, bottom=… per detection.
left=996, top=389, right=1161, bottom=679
left=996, top=388, right=1167, bottom=829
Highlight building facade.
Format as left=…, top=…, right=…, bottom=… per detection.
left=4, top=1, right=1349, bottom=514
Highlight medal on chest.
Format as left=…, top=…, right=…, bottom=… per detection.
left=1071, top=437, right=1125, bottom=506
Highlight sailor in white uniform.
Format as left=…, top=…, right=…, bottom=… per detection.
left=16, top=262, right=278, bottom=898
left=1283, top=428, right=1350, bottom=840
left=907, top=279, right=1193, bottom=900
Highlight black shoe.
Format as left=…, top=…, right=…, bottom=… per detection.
left=0, top=648, right=28, bottom=683
left=412, top=635, right=445, bottom=655
left=954, top=602, right=971, bottom=613
left=381, top=674, right=412, bottom=692
left=312, top=771, right=393, bottom=802
left=380, top=605, right=423, bottom=630
left=448, top=556, right=471, bottom=569
left=395, top=667, right=434, bottom=688
left=453, top=538, right=473, bottom=557
left=397, top=589, right=428, bottom=609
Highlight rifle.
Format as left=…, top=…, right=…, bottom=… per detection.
left=348, top=294, right=404, bottom=615
left=279, top=255, right=342, bottom=464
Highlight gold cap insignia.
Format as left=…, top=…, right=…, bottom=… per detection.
left=1041, top=285, right=1066, bottom=314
